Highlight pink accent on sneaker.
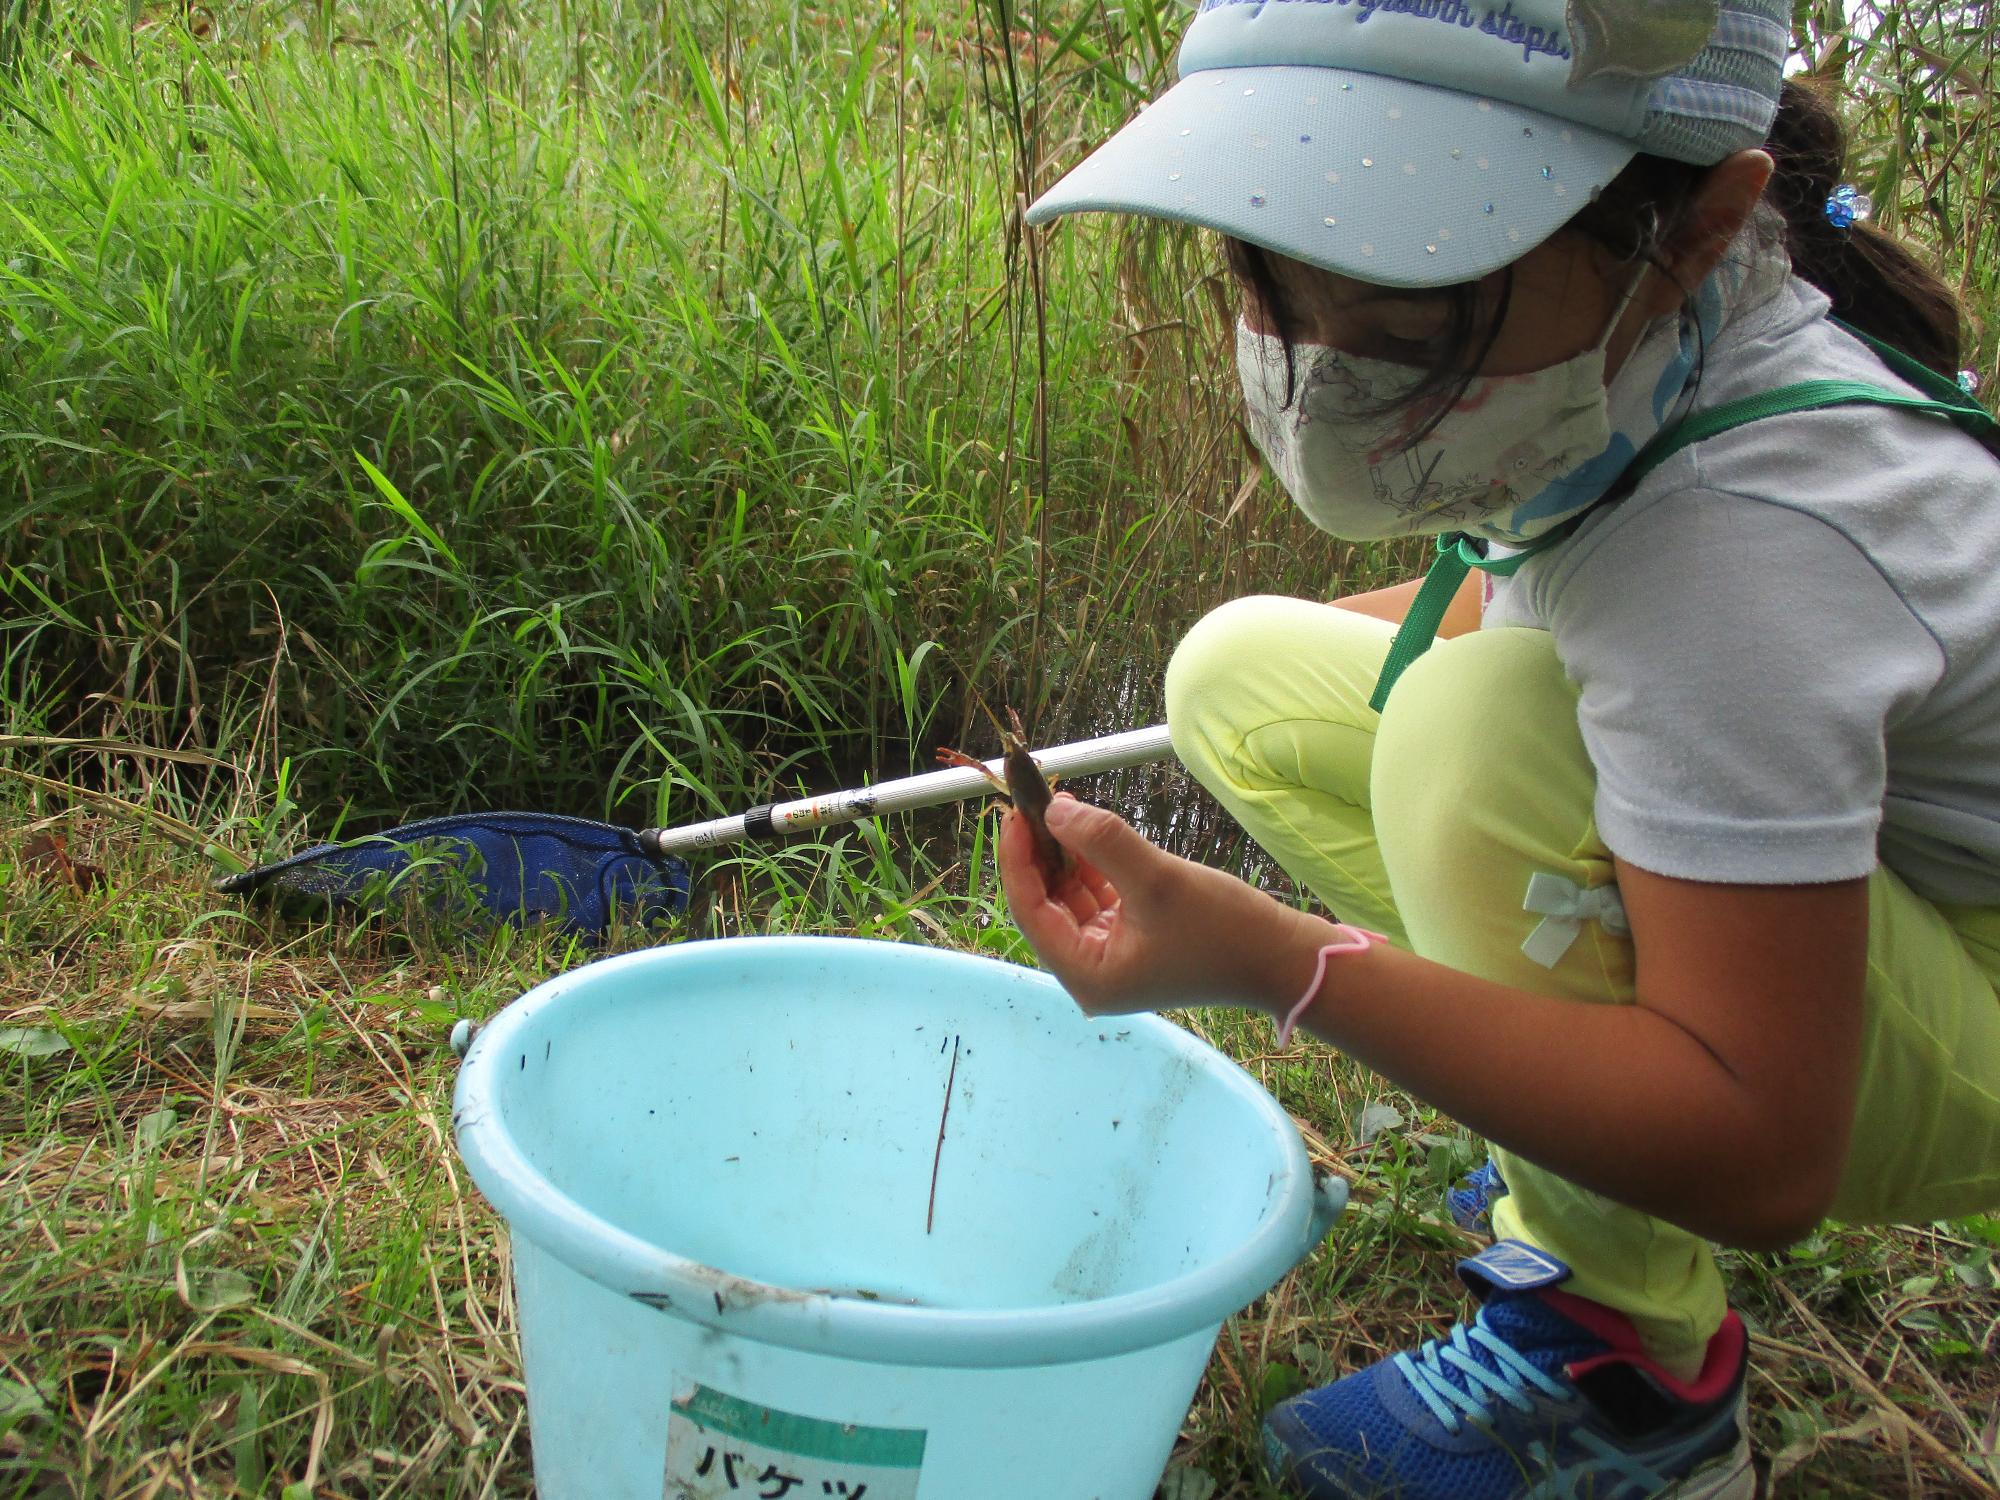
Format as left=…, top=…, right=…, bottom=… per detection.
left=1550, top=1291, right=1748, bottom=1406
left=1275, top=925, right=1387, bottom=1046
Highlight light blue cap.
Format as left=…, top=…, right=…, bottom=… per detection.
left=1025, top=0, right=1791, bottom=288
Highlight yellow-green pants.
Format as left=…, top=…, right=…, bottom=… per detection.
left=1165, top=596, right=2000, bottom=1360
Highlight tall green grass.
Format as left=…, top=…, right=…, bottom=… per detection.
left=0, top=0, right=1354, bottom=854
left=2, top=0, right=1994, bottom=858
left=1798, top=2, right=1999, bottom=387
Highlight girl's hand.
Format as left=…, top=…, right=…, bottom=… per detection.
left=997, top=793, right=1328, bottom=1016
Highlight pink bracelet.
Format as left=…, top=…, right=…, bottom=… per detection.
left=1275, top=925, right=1386, bottom=1045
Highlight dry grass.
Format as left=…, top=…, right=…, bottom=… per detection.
left=4, top=801, right=1997, bottom=1499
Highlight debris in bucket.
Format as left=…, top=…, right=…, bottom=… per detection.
left=925, top=1035, right=962, bottom=1235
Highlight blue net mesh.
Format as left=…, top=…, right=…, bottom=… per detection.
left=217, top=812, right=689, bottom=939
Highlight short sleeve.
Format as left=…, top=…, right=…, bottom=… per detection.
left=1535, top=490, right=1944, bottom=884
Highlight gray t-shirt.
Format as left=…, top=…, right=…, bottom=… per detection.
left=1483, top=274, right=2000, bottom=905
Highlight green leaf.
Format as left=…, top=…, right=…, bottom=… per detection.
left=182, top=1267, right=257, bottom=1311
left=0, top=1026, right=70, bottom=1058
left=1356, top=1102, right=1405, bottom=1144
left=135, top=1108, right=177, bottom=1152
left=0, top=1377, right=48, bottom=1421
left=1291, top=1340, right=1339, bottom=1384
left=1951, top=1213, right=2000, bottom=1247
left=1155, top=1464, right=1219, bottom=1500
left=353, top=452, right=462, bottom=570
left=1771, top=1407, right=1827, bottom=1451
left=1259, top=1362, right=1308, bottom=1411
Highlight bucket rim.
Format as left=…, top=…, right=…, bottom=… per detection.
left=452, top=935, right=1335, bottom=1369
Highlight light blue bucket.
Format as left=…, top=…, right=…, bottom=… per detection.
left=453, top=935, right=1346, bottom=1499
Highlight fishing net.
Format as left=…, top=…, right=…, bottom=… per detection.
left=217, top=812, right=689, bottom=939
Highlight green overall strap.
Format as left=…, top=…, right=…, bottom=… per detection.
left=1367, top=531, right=1552, bottom=712
left=1617, top=378, right=1995, bottom=493
left=1367, top=349, right=1997, bottom=713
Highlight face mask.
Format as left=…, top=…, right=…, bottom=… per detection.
left=1238, top=271, right=1694, bottom=544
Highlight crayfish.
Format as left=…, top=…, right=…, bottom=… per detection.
left=937, top=705, right=1072, bottom=888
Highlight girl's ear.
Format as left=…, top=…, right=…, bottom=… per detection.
left=1663, top=149, right=1776, bottom=292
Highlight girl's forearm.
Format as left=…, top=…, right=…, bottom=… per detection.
left=1265, top=909, right=1839, bottom=1248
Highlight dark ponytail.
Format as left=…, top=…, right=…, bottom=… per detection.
left=1762, top=78, right=1966, bottom=379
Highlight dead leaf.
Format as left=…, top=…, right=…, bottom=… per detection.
left=1223, top=463, right=1266, bottom=525
left=127, top=996, right=284, bottom=1023
left=18, top=832, right=106, bottom=893
left=1767, top=1412, right=1891, bottom=1487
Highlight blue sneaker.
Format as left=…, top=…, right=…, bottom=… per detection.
left=1263, top=1241, right=1755, bottom=1500
left=1447, top=1158, right=1508, bottom=1233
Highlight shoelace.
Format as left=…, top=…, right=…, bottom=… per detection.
left=1391, top=1307, right=1571, bottom=1434
left=1453, top=1160, right=1505, bottom=1205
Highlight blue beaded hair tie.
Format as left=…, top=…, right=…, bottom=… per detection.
left=1825, top=183, right=1873, bottom=230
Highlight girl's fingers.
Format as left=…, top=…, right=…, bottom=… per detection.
left=1002, top=812, right=1088, bottom=926
left=1042, top=799, right=1170, bottom=901
left=1055, top=869, right=1110, bottom=927
left=1035, top=795, right=1127, bottom=912
left=1077, top=861, right=1119, bottom=911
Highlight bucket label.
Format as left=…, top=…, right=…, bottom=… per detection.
left=664, top=1382, right=926, bottom=1500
